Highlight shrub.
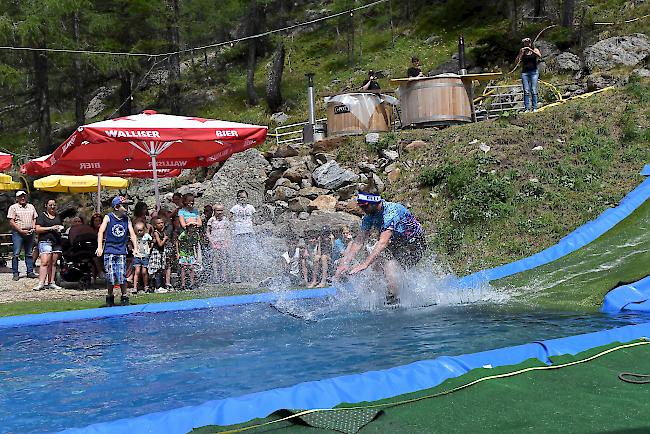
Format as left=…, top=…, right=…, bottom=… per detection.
left=366, top=132, right=396, bottom=154
left=418, top=164, right=451, bottom=187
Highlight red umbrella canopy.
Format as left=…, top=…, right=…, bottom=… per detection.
left=21, top=154, right=182, bottom=178
left=0, top=152, right=12, bottom=171
left=41, top=110, right=268, bottom=174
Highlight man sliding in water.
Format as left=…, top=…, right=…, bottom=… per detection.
left=333, top=192, right=427, bottom=305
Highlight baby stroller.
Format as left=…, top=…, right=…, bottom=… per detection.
left=57, top=232, right=98, bottom=289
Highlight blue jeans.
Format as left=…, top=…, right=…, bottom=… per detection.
left=12, top=230, right=35, bottom=276
left=521, top=70, right=539, bottom=111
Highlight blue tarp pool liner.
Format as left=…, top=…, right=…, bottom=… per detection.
left=602, top=275, right=650, bottom=313
left=59, top=321, right=650, bottom=434
left=0, top=287, right=336, bottom=329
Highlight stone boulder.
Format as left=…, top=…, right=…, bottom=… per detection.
left=584, top=34, right=650, bottom=70
left=286, top=210, right=361, bottom=235
left=308, top=195, right=337, bottom=211
left=200, top=148, right=270, bottom=210
left=312, top=160, right=359, bottom=190
left=272, top=186, right=298, bottom=202
left=85, top=86, right=117, bottom=120
left=297, top=186, right=330, bottom=199
left=273, top=144, right=301, bottom=158
left=536, top=40, right=561, bottom=59
left=273, top=178, right=300, bottom=190
left=288, top=197, right=311, bottom=213
left=555, top=52, right=582, bottom=72
left=270, top=112, right=290, bottom=124
left=405, top=140, right=426, bottom=152
left=585, top=73, right=621, bottom=91
left=283, top=165, right=310, bottom=183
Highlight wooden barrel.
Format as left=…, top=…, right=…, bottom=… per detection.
left=326, top=93, right=393, bottom=137
left=400, top=75, right=472, bottom=127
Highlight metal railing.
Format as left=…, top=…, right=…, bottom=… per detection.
left=274, top=118, right=326, bottom=146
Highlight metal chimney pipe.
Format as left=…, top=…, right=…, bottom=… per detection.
left=458, top=36, right=467, bottom=75
left=306, top=73, right=316, bottom=125
left=303, top=73, right=316, bottom=144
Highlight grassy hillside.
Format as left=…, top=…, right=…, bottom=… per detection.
left=327, top=79, right=649, bottom=276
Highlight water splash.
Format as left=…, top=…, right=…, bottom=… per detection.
left=269, top=256, right=513, bottom=321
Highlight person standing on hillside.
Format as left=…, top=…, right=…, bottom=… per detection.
left=8, top=191, right=38, bottom=281
left=333, top=192, right=426, bottom=305
left=515, top=37, right=542, bottom=112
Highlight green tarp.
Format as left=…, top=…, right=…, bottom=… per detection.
left=193, top=340, right=650, bottom=433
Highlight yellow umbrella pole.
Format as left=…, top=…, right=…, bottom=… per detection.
left=96, top=175, right=101, bottom=213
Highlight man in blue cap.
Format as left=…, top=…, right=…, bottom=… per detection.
left=333, top=192, right=426, bottom=305
left=96, top=195, right=139, bottom=306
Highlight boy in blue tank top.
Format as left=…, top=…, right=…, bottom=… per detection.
left=96, top=196, right=139, bottom=306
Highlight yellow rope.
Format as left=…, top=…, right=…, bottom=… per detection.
left=536, top=85, right=614, bottom=112
left=594, top=13, right=650, bottom=25
left=539, top=80, right=563, bottom=102
left=214, top=339, right=649, bottom=433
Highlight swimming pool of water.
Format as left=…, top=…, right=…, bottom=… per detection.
left=2, top=300, right=649, bottom=433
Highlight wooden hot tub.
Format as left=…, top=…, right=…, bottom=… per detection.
left=397, top=74, right=472, bottom=127
left=325, top=92, right=394, bottom=137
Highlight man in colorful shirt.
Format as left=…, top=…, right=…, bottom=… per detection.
left=334, top=192, right=427, bottom=304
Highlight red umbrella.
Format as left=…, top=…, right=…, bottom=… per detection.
left=21, top=154, right=181, bottom=178
left=23, top=110, right=267, bottom=208
left=0, top=152, right=12, bottom=171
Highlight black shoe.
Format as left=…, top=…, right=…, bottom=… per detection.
left=120, top=295, right=130, bottom=306
left=12, top=274, right=19, bottom=281
left=105, top=295, right=115, bottom=307
left=26, top=272, right=38, bottom=279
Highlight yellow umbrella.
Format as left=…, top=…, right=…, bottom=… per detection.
left=0, top=173, right=23, bottom=191
left=34, top=175, right=128, bottom=212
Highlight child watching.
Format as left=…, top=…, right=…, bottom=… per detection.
left=148, top=217, right=168, bottom=292
left=133, top=221, right=153, bottom=293
left=207, top=203, right=230, bottom=284
left=230, top=189, right=256, bottom=283
left=96, top=196, right=138, bottom=306
left=176, top=225, right=199, bottom=290
left=281, top=237, right=305, bottom=286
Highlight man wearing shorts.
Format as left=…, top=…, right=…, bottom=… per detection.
left=96, top=196, right=138, bottom=306
left=334, top=192, right=426, bottom=304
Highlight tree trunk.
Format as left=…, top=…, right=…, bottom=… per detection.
left=347, top=8, right=355, bottom=65
left=72, top=11, right=85, bottom=125
left=561, top=0, right=575, bottom=27
left=246, top=40, right=258, bottom=106
left=245, top=0, right=260, bottom=106
left=266, top=40, right=285, bottom=112
left=118, top=71, right=132, bottom=116
left=33, top=50, right=51, bottom=154
left=167, top=0, right=182, bottom=114
left=509, top=0, right=519, bottom=36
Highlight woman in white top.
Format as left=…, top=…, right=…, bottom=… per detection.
left=230, top=189, right=256, bottom=283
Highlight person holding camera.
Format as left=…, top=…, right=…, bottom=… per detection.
left=361, top=70, right=381, bottom=91
left=515, top=37, right=542, bottom=112
left=7, top=191, right=38, bottom=281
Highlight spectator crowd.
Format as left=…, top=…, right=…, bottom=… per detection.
left=7, top=189, right=355, bottom=301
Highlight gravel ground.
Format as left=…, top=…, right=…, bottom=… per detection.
left=0, top=263, right=106, bottom=303
left=0, top=262, right=268, bottom=304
